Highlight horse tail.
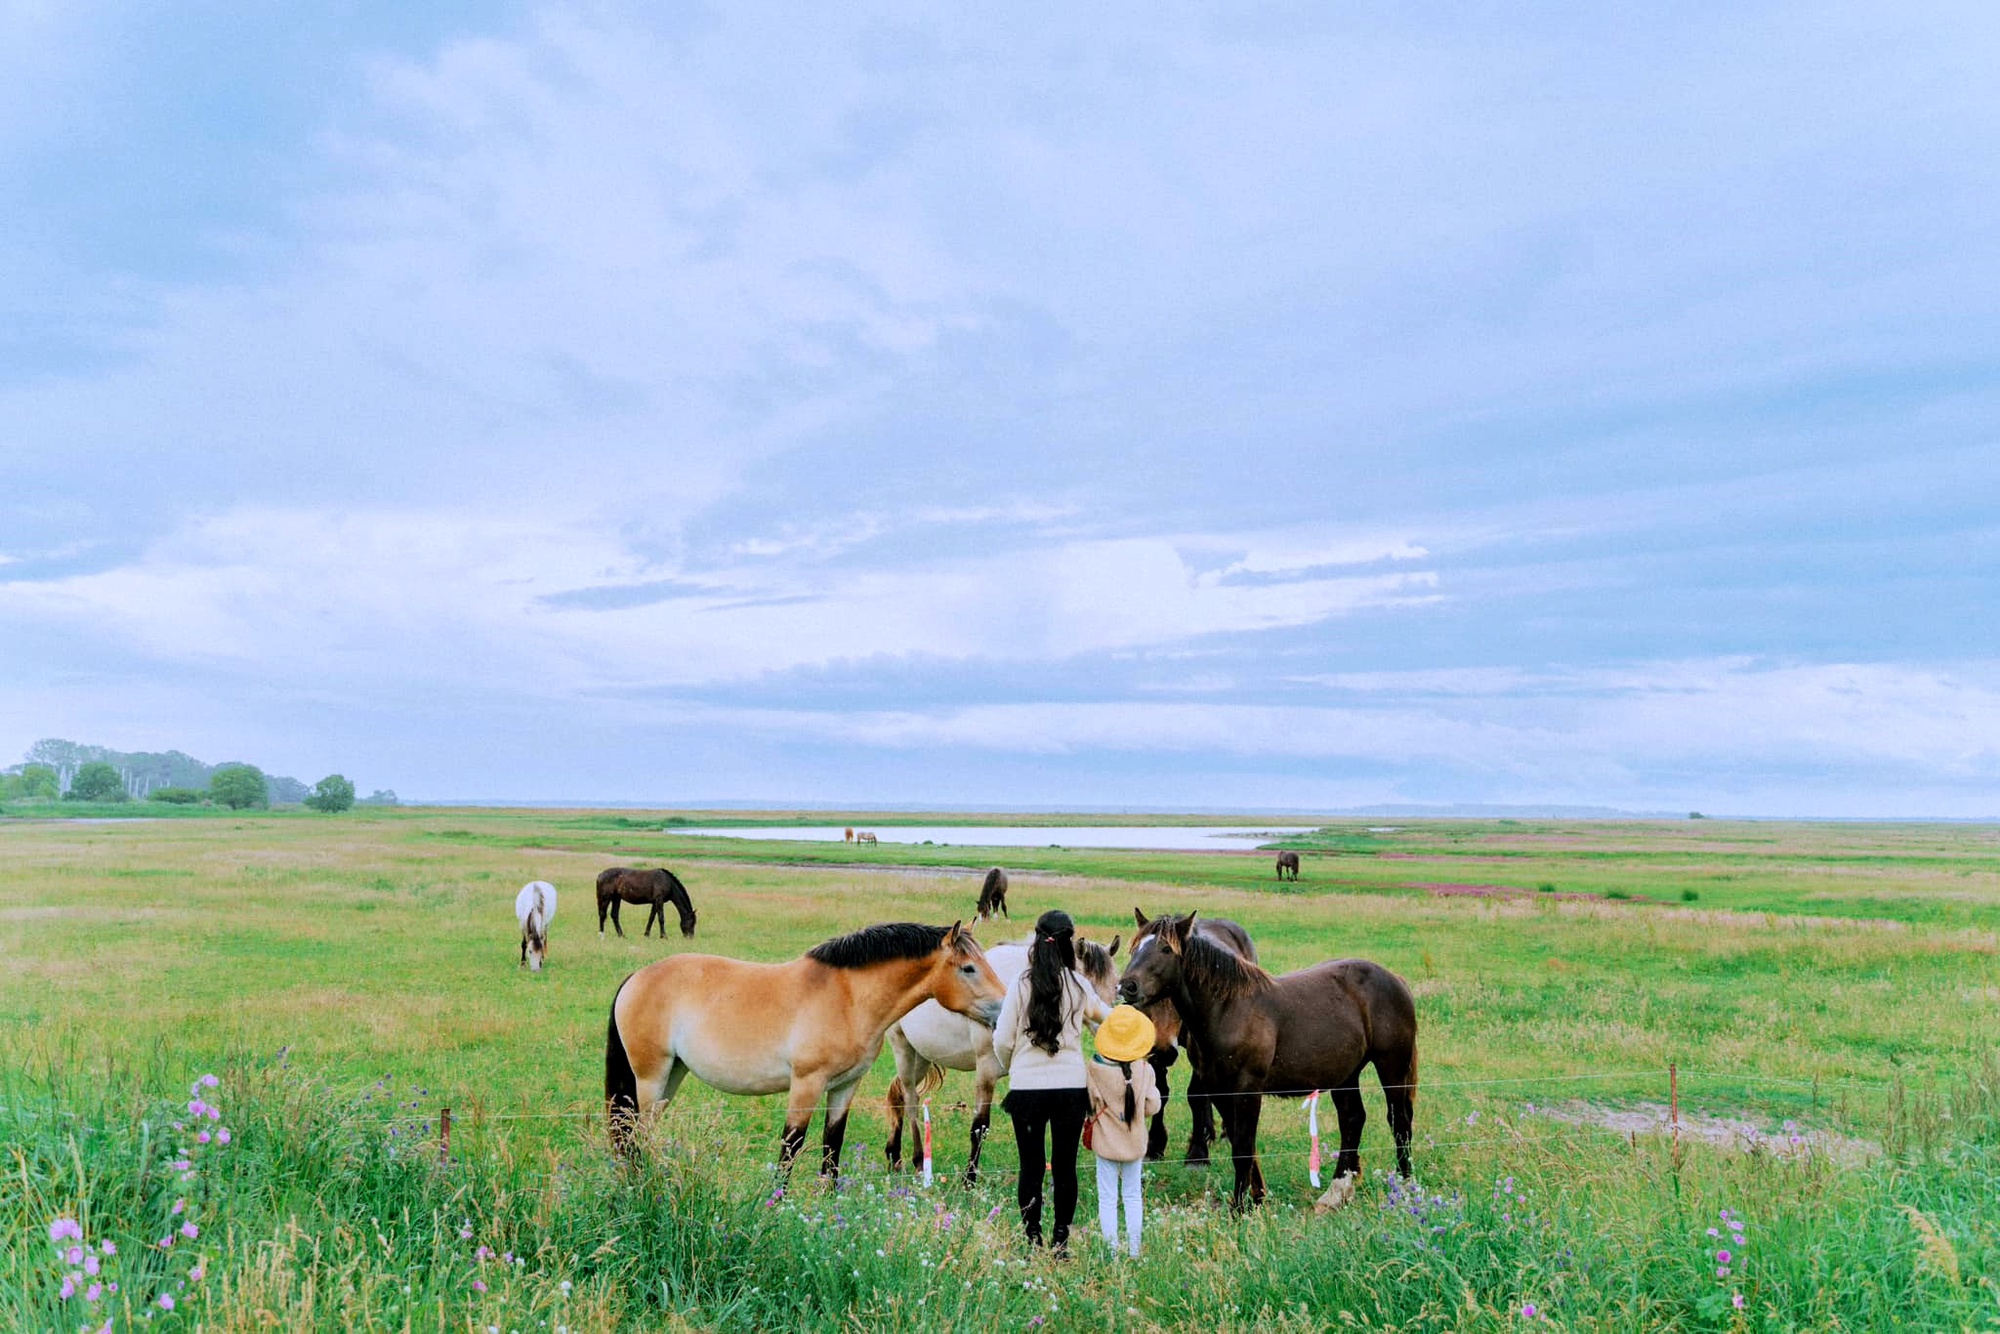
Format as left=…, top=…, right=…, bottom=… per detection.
left=605, top=974, right=639, bottom=1154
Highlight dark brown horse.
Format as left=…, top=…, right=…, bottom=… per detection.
left=596, top=867, right=697, bottom=939
left=1119, top=911, right=1418, bottom=1211
left=974, top=867, right=1009, bottom=921
left=1275, top=851, right=1300, bottom=881
left=1130, top=908, right=1258, bottom=1165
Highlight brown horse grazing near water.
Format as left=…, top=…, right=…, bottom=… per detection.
left=596, top=867, right=697, bottom=939
left=974, top=867, right=1009, bottom=921
left=1275, top=851, right=1300, bottom=881
left=605, top=921, right=1005, bottom=1177
left=1119, top=911, right=1417, bottom=1211
left=1131, top=908, right=1258, bottom=1165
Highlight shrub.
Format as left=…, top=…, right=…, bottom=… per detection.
left=148, top=787, right=207, bottom=805
left=209, top=765, right=268, bottom=810
left=65, top=762, right=128, bottom=802
left=13, top=763, right=59, bottom=800
left=1681, top=888, right=1700, bottom=902
left=1537, top=882, right=1556, bottom=893
left=305, top=775, right=356, bottom=813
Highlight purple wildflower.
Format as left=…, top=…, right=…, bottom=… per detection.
left=50, top=1219, right=83, bottom=1243
left=471, top=1279, right=488, bottom=1293
left=59, top=1277, right=76, bottom=1300
left=1732, top=1293, right=1746, bottom=1310
left=67, top=1245, right=85, bottom=1264
left=159, top=1294, right=175, bottom=1311
left=181, top=1222, right=199, bottom=1240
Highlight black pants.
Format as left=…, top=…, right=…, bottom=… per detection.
left=1006, top=1089, right=1087, bottom=1247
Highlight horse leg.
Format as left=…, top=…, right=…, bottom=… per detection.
left=967, top=1052, right=1000, bottom=1185
left=884, top=1076, right=908, bottom=1170
left=520, top=932, right=527, bottom=966
left=883, top=1027, right=925, bottom=1170
left=1376, top=1054, right=1417, bottom=1178
left=1226, top=1094, right=1264, bottom=1212
left=1330, top=1080, right=1366, bottom=1180
left=597, top=896, right=608, bottom=938
left=779, top=1071, right=830, bottom=1178
left=1187, top=1065, right=1218, bottom=1165
left=821, top=1079, right=863, bottom=1179
left=1146, top=1051, right=1172, bottom=1161
left=610, top=899, right=626, bottom=939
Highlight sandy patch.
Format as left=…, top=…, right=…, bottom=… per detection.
left=1524, top=1099, right=1880, bottom=1166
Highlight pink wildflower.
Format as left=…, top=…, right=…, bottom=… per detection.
left=475, top=1245, right=493, bottom=1262
left=460, top=1227, right=473, bottom=1240
left=190, top=1264, right=205, bottom=1282
left=181, top=1222, right=199, bottom=1240
left=1717, top=1250, right=1731, bottom=1264
left=85, top=1254, right=100, bottom=1275
left=159, top=1294, right=175, bottom=1311
left=50, top=1219, right=83, bottom=1243
left=1717, top=1266, right=1730, bottom=1278
left=1522, top=1303, right=1539, bottom=1319
left=67, top=1245, right=85, bottom=1264
left=1732, top=1293, right=1746, bottom=1310
left=217, top=1128, right=232, bottom=1145
left=159, top=1236, right=174, bottom=1249
left=202, top=1074, right=219, bottom=1088
left=472, top=1279, right=488, bottom=1293
left=172, top=1199, right=185, bottom=1215
left=101, top=1241, right=117, bottom=1256
left=59, top=1277, right=76, bottom=1300
left=197, top=1130, right=212, bottom=1144
left=86, top=1282, right=103, bottom=1303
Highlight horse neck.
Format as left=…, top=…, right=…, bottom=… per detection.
left=824, top=954, right=948, bottom=1029
left=1172, top=937, right=1263, bottom=1037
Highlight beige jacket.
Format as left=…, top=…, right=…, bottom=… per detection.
left=1085, top=1056, right=1162, bottom=1162
left=991, top=970, right=1109, bottom=1090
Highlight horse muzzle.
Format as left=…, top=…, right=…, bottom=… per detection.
left=973, top=998, right=1003, bottom=1028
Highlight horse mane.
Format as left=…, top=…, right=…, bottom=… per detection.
left=1180, top=926, right=1273, bottom=1000
left=807, top=922, right=951, bottom=969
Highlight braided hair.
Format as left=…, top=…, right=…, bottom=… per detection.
left=1024, top=909, right=1078, bottom=1056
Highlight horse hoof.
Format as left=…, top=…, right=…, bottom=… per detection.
left=1314, top=1175, right=1358, bottom=1214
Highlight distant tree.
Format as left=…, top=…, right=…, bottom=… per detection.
left=306, top=774, right=356, bottom=813
left=148, top=786, right=208, bottom=805
left=67, top=762, right=129, bottom=802
left=360, top=789, right=400, bottom=807
left=209, top=764, right=269, bottom=810
left=15, top=764, right=59, bottom=800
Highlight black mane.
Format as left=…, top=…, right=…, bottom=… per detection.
left=808, top=922, right=951, bottom=969
left=1181, top=925, right=1273, bottom=998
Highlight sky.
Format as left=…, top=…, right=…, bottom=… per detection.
left=3, top=1, right=1997, bottom=815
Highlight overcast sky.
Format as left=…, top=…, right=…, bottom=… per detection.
left=3, top=2, right=1997, bottom=814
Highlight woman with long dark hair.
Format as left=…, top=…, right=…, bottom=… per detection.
left=991, top=909, right=1109, bottom=1253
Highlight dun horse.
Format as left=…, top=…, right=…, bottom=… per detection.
left=856, top=831, right=879, bottom=845
left=516, top=881, right=557, bottom=971
left=596, top=866, right=697, bottom=939
left=1275, top=851, right=1300, bottom=881
left=881, top=933, right=1120, bottom=1182
left=1119, top=911, right=1418, bottom=1211
left=605, top=922, right=1004, bottom=1177
left=1130, top=908, right=1258, bottom=1164
left=974, top=867, right=1009, bottom=921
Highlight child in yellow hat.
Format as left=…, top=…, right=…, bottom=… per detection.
left=1085, top=1005, right=1162, bottom=1257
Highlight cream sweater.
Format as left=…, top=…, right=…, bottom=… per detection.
left=991, top=969, right=1109, bottom=1090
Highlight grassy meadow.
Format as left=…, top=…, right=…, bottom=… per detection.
left=3, top=808, right=1997, bottom=1330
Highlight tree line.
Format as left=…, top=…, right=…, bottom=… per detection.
left=0, top=739, right=397, bottom=812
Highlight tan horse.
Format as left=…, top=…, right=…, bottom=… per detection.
left=844, top=827, right=854, bottom=843
left=605, top=921, right=1004, bottom=1178
left=856, top=830, right=879, bottom=845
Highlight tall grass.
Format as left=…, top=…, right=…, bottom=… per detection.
left=7, top=1051, right=1996, bottom=1331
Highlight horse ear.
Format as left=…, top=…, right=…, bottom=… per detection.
left=1106, top=934, right=1121, bottom=958
left=1132, top=908, right=1149, bottom=928
left=1166, top=912, right=1196, bottom=950
left=947, top=919, right=967, bottom=947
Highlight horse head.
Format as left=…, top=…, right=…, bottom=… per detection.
left=1075, top=933, right=1122, bottom=1004
left=672, top=881, right=698, bottom=938
left=929, top=921, right=1006, bottom=1027
left=1118, top=910, right=1195, bottom=1008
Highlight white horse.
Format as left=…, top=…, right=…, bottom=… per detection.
left=516, top=881, right=557, bottom=971
left=883, top=933, right=1120, bottom=1182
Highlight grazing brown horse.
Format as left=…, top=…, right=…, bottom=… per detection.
left=1130, top=908, right=1258, bottom=1164
left=974, top=867, right=1009, bottom=921
left=596, top=867, right=697, bottom=939
left=1119, top=911, right=1418, bottom=1211
left=844, top=827, right=854, bottom=843
left=605, top=922, right=1004, bottom=1177
left=881, top=934, right=1120, bottom=1183
left=1275, top=851, right=1301, bottom=881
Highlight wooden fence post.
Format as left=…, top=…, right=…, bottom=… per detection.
left=439, top=1106, right=452, bottom=1165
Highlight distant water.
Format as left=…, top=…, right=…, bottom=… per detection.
left=673, top=825, right=1313, bottom=852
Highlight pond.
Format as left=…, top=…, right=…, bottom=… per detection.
left=671, top=824, right=1316, bottom=852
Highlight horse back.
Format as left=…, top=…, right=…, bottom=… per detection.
left=1261, top=958, right=1416, bottom=1093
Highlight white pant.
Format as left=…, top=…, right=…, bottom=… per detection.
left=1094, top=1155, right=1144, bottom=1256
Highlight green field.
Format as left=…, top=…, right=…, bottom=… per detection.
left=4, top=809, right=1997, bottom=1330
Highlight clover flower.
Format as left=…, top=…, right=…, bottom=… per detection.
left=159, top=1294, right=175, bottom=1311
left=50, top=1219, right=84, bottom=1244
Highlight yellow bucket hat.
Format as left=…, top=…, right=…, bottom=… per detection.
left=1095, top=1005, right=1157, bottom=1063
